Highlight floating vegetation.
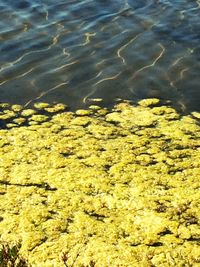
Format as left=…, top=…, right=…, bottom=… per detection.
left=0, top=99, right=199, bottom=266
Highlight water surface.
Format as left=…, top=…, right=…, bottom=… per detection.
left=0, top=0, right=200, bottom=112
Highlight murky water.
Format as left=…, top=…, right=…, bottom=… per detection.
left=0, top=0, right=200, bottom=112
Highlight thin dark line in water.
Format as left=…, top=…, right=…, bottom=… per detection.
left=117, top=33, right=141, bottom=65
left=171, top=56, right=185, bottom=67
left=129, top=43, right=165, bottom=94
left=0, top=67, right=35, bottom=86
left=0, top=35, right=59, bottom=74
left=0, top=18, right=72, bottom=77
left=94, top=71, right=122, bottom=87
left=62, top=48, right=70, bottom=58
left=96, top=59, right=107, bottom=69
left=170, top=68, right=190, bottom=89
left=82, top=71, right=103, bottom=104
left=180, top=1, right=200, bottom=17
left=24, top=81, right=69, bottom=107
left=82, top=71, right=122, bottom=104
left=51, top=60, right=78, bottom=73
left=165, top=48, right=193, bottom=93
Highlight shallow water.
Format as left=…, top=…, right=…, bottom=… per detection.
left=0, top=0, right=200, bottom=112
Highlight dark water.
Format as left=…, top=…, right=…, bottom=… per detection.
left=0, top=0, right=200, bottom=112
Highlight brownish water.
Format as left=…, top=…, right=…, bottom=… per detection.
left=0, top=0, right=200, bottom=112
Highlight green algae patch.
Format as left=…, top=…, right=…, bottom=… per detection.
left=75, top=109, right=92, bottom=116
left=11, top=104, right=23, bottom=112
left=21, top=109, right=37, bottom=117
left=138, top=98, right=160, bottom=107
left=89, top=105, right=101, bottom=110
left=34, top=102, right=50, bottom=110
left=44, top=103, right=68, bottom=113
left=29, top=115, right=49, bottom=123
left=0, top=99, right=200, bottom=266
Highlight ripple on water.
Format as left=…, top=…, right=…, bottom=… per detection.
left=0, top=0, right=200, bottom=113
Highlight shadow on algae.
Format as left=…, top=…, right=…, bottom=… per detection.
left=0, top=242, right=28, bottom=266
left=0, top=98, right=199, bottom=266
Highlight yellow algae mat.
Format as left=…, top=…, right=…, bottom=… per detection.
left=0, top=99, right=199, bottom=266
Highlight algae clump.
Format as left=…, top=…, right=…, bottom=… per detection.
left=0, top=99, right=199, bottom=266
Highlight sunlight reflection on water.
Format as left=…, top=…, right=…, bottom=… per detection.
left=0, top=0, right=200, bottom=112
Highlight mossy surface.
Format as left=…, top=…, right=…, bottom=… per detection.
left=0, top=99, right=199, bottom=267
